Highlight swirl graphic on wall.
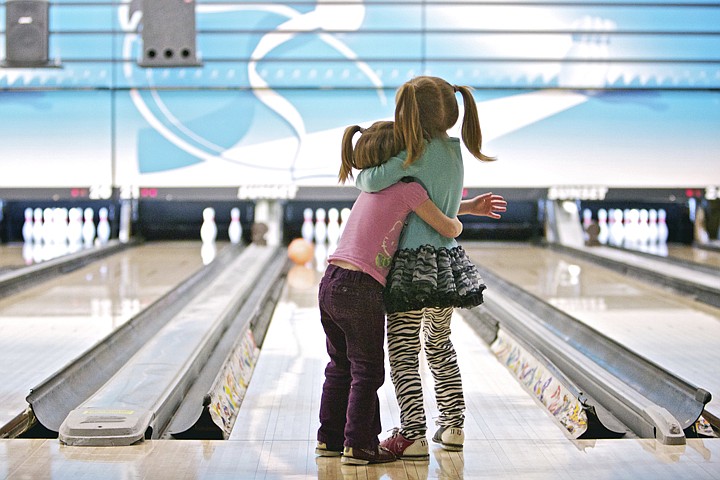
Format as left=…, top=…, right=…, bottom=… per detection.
left=119, top=0, right=386, bottom=183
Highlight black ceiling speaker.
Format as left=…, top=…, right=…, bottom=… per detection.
left=4, top=0, right=49, bottom=67
left=139, top=0, right=201, bottom=67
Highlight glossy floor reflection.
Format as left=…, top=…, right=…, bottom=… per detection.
left=464, top=241, right=720, bottom=422
left=2, top=436, right=719, bottom=479
left=1, top=250, right=719, bottom=479
left=0, top=242, right=208, bottom=428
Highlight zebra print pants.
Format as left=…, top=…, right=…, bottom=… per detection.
left=387, top=306, right=465, bottom=440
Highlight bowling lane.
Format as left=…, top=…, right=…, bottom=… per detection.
left=663, top=244, right=720, bottom=269
left=621, top=243, right=720, bottom=270
left=230, top=264, right=570, bottom=448
left=0, top=242, right=103, bottom=273
left=0, top=244, right=36, bottom=272
left=465, top=241, right=720, bottom=423
left=0, top=241, right=210, bottom=428
left=2, top=259, right=719, bottom=480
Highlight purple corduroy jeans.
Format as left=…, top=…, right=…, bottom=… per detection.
left=317, top=264, right=386, bottom=450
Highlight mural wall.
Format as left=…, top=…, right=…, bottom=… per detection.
left=0, top=0, right=718, bottom=193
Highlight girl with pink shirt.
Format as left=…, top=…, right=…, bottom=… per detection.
left=316, top=120, right=461, bottom=465
left=316, top=120, right=504, bottom=465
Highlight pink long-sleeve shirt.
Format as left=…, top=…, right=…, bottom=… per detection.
left=328, top=181, right=428, bottom=286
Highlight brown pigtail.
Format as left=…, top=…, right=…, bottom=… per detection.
left=456, top=85, right=496, bottom=162
left=394, top=83, right=425, bottom=167
left=339, top=125, right=362, bottom=184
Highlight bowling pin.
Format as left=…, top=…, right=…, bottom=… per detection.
left=597, top=208, right=609, bottom=245
left=637, top=209, right=650, bottom=247
left=32, top=208, right=43, bottom=243
left=648, top=209, right=659, bottom=245
left=327, top=208, right=341, bottom=245
left=610, top=209, right=624, bottom=247
left=301, top=208, right=314, bottom=244
left=228, top=207, right=243, bottom=244
left=581, top=208, right=592, bottom=242
left=339, top=208, right=351, bottom=239
left=42, top=208, right=54, bottom=245
left=326, top=208, right=341, bottom=256
left=82, top=208, right=96, bottom=247
left=625, top=209, right=640, bottom=248
left=657, top=209, right=668, bottom=244
left=97, top=207, right=111, bottom=244
left=51, top=208, right=70, bottom=255
left=582, top=208, right=592, bottom=228
left=67, top=208, right=84, bottom=249
left=314, top=208, right=327, bottom=244
left=56, top=208, right=69, bottom=245
left=200, top=207, right=218, bottom=244
left=22, top=208, right=34, bottom=243
left=622, top=209, right=633, bottom=247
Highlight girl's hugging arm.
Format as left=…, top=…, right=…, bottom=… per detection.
left=355, top=153, right=420, bottom=192
left=415, top=200, right=463, bottom=238
left=458, top=192, right=507, bottom=219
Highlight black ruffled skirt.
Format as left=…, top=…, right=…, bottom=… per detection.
left=384, top=244, right=486, bottom=314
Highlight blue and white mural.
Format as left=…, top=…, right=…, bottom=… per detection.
left=0, top=0, right=718, bottom=190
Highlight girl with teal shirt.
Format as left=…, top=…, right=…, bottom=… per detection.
left=355, top=76, right=504, bottom=460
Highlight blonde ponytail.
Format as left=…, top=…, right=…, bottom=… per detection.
left=394, top=83, right=425, bottom=167
left=339, top=125, right=362, bottom=184
left=456, top=85, right=495, bottom=162
left=339, top=122, right=402, bottom=183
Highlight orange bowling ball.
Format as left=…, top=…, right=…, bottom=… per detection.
left=287, top=238, right=314, bottom=265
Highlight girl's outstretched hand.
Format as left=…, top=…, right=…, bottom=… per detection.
left=459, top=192, right=507, bottom=219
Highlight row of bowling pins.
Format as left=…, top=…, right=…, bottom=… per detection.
left=200, top=207, right=243, bottom=244
left=301, top=207, right=351, bottom=247
left=22, top=207, right=110, bottom=247
left=300, top=207, right=351, bottom=272
left=201, top=206, right=348, bottom=247
left=584, top=208, right=668, bottom=248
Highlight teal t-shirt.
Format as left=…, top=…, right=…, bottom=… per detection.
left=355, top=137, right=463, bottom=250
